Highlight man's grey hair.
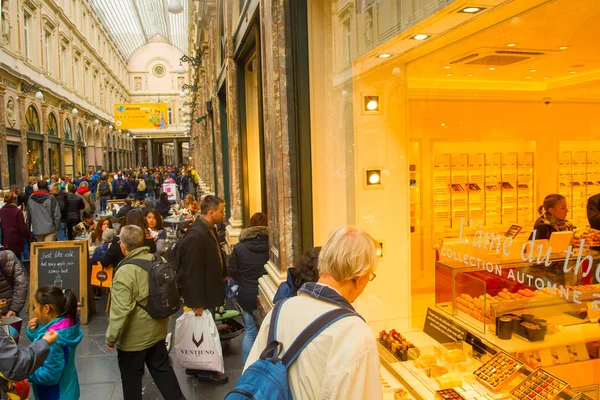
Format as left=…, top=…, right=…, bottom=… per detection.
left=50, top=183, right=59, bottom=192
left=79, top=181, right=89, bottom=188
left=119, top=225, right=144, bottom=252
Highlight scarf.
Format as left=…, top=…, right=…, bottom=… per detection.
left=298, top=282, right=362, bottom=318
left=542, top=213, right=574, bottom=232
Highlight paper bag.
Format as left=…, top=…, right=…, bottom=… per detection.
left=174, top=310, right=224, bottom=373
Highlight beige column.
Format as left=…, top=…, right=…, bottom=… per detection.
left=58, top=111, right=66, bottom=177
left=41, top=104, right=49, bottom=176
left=18, top=97, right=28, bottom=185
left=73, top=116, right=79, bottom=173
left=0, top=85, right=9, bottom=188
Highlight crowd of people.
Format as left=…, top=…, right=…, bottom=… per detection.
left=0, top=163, right=387, bottom=400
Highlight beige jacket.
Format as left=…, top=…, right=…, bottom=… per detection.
left=244, top=293, right=382, bottom=400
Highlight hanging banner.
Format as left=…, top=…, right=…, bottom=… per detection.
left=114, top=103, right=169, bottom=130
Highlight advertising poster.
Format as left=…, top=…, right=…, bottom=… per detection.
left=114, top=103, right=169, bottom=130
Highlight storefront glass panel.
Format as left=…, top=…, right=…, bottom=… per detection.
left=49, top=143, right=60, bottom=176
left=27, top=140, right=43, bottom=179
left=64, top=147, right=74, bottom=177
left=77, top=147, right=85, bottom=174
left=307, top=0, right=600, bottom=392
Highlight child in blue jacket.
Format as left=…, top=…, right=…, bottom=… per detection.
left=27, top=285, right=83, bottom=400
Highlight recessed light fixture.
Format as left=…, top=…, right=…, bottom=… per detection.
left=544, top=76, right=550, bottom=80
left=366, top=169, right=383, bottom=187
left=506, top=43, right=517, bottom=47
left=569, top=71, right=577, bottom=74
left=411, top=34, right=430, bottom=41
left=458, top=6, right=485, bottom=13
left=467, top=74, right=473, bottom=77
left=446, top=73, right=453, bottom=77
left=376, top=53, right=393, bottom=59
left=364, top=95, right=380, bottom=112
left=489, top=67, right=496, bottom=71
left=444, top=66, right=451, bottom=69
left=525, top=76, right=531, bottom=79
left=530, top=69, right=537, bottom=73
left=559, top=46, right=568, bottom=50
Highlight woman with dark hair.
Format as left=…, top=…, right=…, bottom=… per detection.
left=530, top=194, right=575, bottom=240
left=66, top=184, right=84, bottom=240
left=273, top=247, right=322, bottom=303
left=90, top=217, right=113, bottom=247
left=27, top=285, right=83, bottom=399
left=146, top=209, right=167, bottom=254
left=100, top=209, right=157, bottom=269
left=155, top=192, right=171, bottom=218
left=227, top=212, right=269, bottom=367
left=0, top=190, right=31, bottom=259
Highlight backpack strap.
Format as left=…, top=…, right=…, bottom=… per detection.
left=258, top=299, right=288, bottom=363
left=280, top=308, right=356, bottom=367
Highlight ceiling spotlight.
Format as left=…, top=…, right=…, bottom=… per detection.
left=446, top=73, right=453, bottom=77
left=176, top=63, right=186, bottom=75
left=524, top=76, right=531, bottom=79
left=458, top=6, right=485, bottom=13
left=558, top=46, right=568, bottom=50
left=167, top=0, right=184, bottom=14
left=72, top=107, right=78, bottom=115
left=392, top=67, right=401, bottom=75
left=376, top=53, right=393, bottom=59
left=366, top=169, right=383, bottom=187
left=364, top=95, right=379, bottom=112
left=179, top=91, right=186, bottom=98
left=444, top=66, right=451, bottom=69
left=94, top=119, right=99, bottom=124
left=506, top=43, right=517, bottom=47
left=467, top=74, right=473, bottom=77
left=35, top=91, right=44, bottom=100
left=543, top=76, right=550, bottom=80
left=489, top=67, right=496, bottom=71
left=569, top=71, right=577, bottom=74
left=411, top=34, right=430, bottom=41
left=530, top=69, right=537, bottom=73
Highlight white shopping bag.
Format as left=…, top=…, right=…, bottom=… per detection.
left=174, top=310, right=224, bottom=373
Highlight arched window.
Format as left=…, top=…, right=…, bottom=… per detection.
left=47, top=113, right=58, bottom=136
left=77, top=123, right=84, bottom=142
left=64, top=119, right=73, bottom=140
left=25, top=106, right=40, bottom=133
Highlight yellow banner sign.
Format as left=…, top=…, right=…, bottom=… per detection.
left=114, top=103, right=169, bottom=130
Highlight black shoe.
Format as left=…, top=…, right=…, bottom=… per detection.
left=196, top=372, right=229, bottom=384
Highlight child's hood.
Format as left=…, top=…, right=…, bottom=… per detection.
left=40, top=317, right=83, bottom=346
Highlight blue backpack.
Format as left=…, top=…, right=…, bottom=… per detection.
left=225, top=299, right=356, bottom=399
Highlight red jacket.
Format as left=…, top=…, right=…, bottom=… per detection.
left=0, top=204, right=31, bottom=255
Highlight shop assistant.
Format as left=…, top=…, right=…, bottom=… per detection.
left=530, top=194, right=575, bottom=240
left=587, top=193, right=600, bottom=230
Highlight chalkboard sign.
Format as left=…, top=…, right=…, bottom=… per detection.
left=423, top=307, right=468, bottom=343
left=30, top=241, right=89, bottom=324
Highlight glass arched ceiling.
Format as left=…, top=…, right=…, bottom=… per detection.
left=90, top=0, right=189, bottom=61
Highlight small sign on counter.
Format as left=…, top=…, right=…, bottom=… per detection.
left=424, top=307, right=468, bottom=343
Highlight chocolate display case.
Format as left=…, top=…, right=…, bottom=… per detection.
left=377, top=311, right=594, bottom=400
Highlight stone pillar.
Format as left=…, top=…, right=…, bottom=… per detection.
left=58, top=111, right=66, bottom=177
left=18, top=97, right=28, bottom=185
left=147, top=138, right=153, bottom=166
left=72, top=117, right=79, bottom=174
left=0, top=85, right=9, bottom=188
left=40, top=105, right=49, bottom=177
left=173, top=138, right=179, bottom=166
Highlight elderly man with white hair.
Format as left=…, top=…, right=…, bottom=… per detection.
left=243, top=225, right=382, bottom=399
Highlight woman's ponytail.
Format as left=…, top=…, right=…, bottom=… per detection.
left=62, top=289, right=78, bottom=321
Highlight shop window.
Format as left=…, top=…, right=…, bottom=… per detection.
left=64, top=118, right=73, bottom=140
left=27, top=140, right=43, bottom=178
left=25, top=106, right=40, bottom=133
left=47, top=113, right=58, bottom=136
left=49, top=142, right=60, bottom=175
left=64, top=146, right=74, bottom=176
left=77, top=123, right=84, bottom=142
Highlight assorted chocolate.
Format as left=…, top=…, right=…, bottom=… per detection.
left=473, top=352, right=523, bottom=391
left=510, top=369, right=569, bottom=400
left=436, top=389, right=466, bottom=400
left=379, top=329, right=418, bottom=362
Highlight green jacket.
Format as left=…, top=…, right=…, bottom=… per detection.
left=105, top=246, right=169, bottom=351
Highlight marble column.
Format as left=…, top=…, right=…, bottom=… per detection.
left=40, top=105, right=49, bottom=177
left=58, top=111, right=66, bottom=177
left=173, top=138, right=179, bottom=166
left=0, top=85, right=9, bottom=188
left=18, top=97, right=28, bottom=186
left=147, top=138, right=153, bottom=166
left=72, top=117, right=79, bottom=174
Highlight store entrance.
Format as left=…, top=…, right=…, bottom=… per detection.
left=8, top=144, right=19, bottom=186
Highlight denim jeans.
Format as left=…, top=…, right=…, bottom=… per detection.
left=242, top=310, right=258, bottom=368
left=57, top=223, right=68, bottom=241
left=146, top=191, right=154, bottom=200
left=100, top=197, right=108, bottom=213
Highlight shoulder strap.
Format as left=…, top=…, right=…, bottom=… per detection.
left=258, top=299, right=288, bottom=362
left=280, top=308, right=356, bottom=367
left=127, top=258, right=152, bottom=272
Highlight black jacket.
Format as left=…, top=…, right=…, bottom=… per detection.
left=116, top=205, right=133, bottom=219
left=588, top=193, right=600, bottom=230
left=228, top=226, right=269, bottom=311
left=155, top=200, right=170, bottom=218
left=0, top=248, right=28, bottom=314
left=54, top=192, right=69, bottom=223
left=178, top=218, right=227, bottom=310
left=100, top=235, right=156, bottom=268
left=66, top=193, right=84, bottom=223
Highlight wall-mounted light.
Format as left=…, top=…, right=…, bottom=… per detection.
left=176, top=63, right=186, bottom=75
left=363, top=95, right=380, bottom=113
left=109, top=125, right=113, bottom=130
left=376, top=242, right=384, bottom=258
left=21, top=83, right=44, bottom=100
left=365, top=168, right=383, bottom=188
left=167, top=0, right=184, bottom=14
left=94, top=119, right=99, bottom=124
left=410, top=34, right=430, bottom=41
left=118, top=129, right=122, bottom=133
left=179, top=91, right=186, bottom=98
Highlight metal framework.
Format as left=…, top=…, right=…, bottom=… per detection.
left=180, top=54, right=201, bottom=67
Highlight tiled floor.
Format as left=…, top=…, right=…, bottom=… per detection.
left=19, top=297, right=244, bottom=400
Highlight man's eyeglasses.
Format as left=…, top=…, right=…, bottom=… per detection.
left=369, top=272, right=377, bottom=282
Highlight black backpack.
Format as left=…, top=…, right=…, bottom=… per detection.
left=99, top=181, right=111, bottom=196
left=115, top=179, right=127, bottom=196
left=129, top=254, right=181, bottom=319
